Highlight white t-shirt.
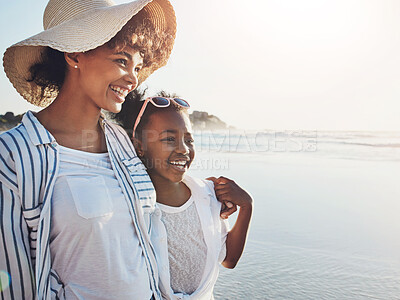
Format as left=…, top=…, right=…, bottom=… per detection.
left=50, top=145, right=152, bottom=300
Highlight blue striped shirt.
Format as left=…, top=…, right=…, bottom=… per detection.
left=0, top=111, right=161, bottom=300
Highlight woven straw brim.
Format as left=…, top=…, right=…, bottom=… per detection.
left=3, top=0, right=176, bottom=107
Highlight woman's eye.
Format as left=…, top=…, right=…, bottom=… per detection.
left=135, top=66, right=142, bottom=73
left=116, top=59, right=127, bottom=66
left=186, top=139, right=194, bottom=144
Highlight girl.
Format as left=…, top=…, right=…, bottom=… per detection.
left=0, top=0, right=176, bottom=299
left=114, top=93, right=253, bottom=299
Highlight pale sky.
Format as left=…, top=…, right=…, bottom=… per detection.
left=1, top=0, right=400, bottom=130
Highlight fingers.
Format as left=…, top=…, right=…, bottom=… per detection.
left=214, top=190, right=232, bottom=202
left=221, top=203, right=237, bottom=219
left=206, top=176, right=218, bottom=183
left=215, top=176, right=233, bottom=184
left=225, top=201, right=234, bottom=208
left=206, top=176, right=234, bottom=185
left=214, top=185, right=230, bottom=193
left=214, top=180, right=237, bottom=202
left=215, top=193, right=229, bottom=202
left=208, top=176, right=240, bottom=219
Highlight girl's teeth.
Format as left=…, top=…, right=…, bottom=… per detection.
left=170, top=161, right=187, bottom=167
left=171, top=161, right=186, bottom=165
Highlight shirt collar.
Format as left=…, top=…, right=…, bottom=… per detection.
left=22, top=110, right=55, bottom=146
left=23, top=110, right=108, bottom=147
left=99, top=111, right=107, bottom=131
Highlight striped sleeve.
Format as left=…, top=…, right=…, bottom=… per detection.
left=0, top=181, right=35, bottom=300
left=0, top=136, right=18, bottom=195
left=0, top=133, right=35, bottom=299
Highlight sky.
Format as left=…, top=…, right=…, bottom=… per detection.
left=1, top=0, right=400, bottom=131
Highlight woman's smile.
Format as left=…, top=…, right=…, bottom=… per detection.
left=76, top=45, right=143, bottom=113
left=109, top=85, right=131, bottom=103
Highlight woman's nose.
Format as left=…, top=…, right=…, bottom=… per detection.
left=125, top=67, right=139, bottom=90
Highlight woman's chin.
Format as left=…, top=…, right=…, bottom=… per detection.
left=107, top=103, right=123, bottom=114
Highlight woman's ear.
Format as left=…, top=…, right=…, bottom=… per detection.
left=132, top=137, right=144, bottom=157
left=64, top=52, right=81, bottom=69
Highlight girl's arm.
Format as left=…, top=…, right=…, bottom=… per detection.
left=207, top=176, right=253, bottom=269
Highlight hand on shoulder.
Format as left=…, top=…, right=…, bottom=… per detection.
left=206, top=176, right=253, bottom=219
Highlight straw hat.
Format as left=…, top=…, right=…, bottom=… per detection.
left=2, top=0, right=176, bottom=107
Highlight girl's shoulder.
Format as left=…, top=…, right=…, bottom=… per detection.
left=183, top=175, right=219, bottom=207
left=183, top=175, right=214, bottom=196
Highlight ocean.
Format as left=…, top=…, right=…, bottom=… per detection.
left=1, top=128, right=398, bottom=299
left=187, top=130, right=400, bottom=300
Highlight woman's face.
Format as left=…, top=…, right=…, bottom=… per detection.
left=75, top=44, right=143, bottom=113
left=140, top=109, right=195, bottom=184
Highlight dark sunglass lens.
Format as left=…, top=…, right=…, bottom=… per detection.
left=152, top=97, right=170, bottom=106
left=173, top=98, right=190, bottom=107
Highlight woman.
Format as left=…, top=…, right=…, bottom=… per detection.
left=0, top=0, right=176, bottom=299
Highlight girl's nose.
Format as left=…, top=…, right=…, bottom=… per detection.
left=176, top=139, right=189, bottom=155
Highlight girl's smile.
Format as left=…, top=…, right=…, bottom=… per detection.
left=138, top=109, right=195, bottom=185
left=168, top=158, right=190, bottom=172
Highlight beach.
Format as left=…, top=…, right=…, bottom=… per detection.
left=188, top=130, right=400, bottom=300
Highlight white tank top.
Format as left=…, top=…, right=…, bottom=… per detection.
left=50, top=145, right=152, bottom=300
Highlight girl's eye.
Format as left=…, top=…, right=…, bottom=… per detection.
left=135, top=66, right=142, bottom=73
left=161, top=136, right=175, bottom=142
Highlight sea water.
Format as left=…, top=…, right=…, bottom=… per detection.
left=187, top=130, right=400, bottom=300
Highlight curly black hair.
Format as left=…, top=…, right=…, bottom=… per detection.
left=28, top=47, right=66, bottom=97
left=28, top=15, right=174, bottom=100
left=111, top=89, right=187, bottom=140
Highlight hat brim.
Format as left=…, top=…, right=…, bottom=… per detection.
left=3, top=0, right=176, bottom=107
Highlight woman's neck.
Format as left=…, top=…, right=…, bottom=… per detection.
left=35, top=81, right=107, bottom=153
left=38, top=80, right=101, bottom=129
left=151, top=176, right=191, bottom=207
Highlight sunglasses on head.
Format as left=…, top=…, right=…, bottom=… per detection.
left=133, top=96, right=190, bottom=133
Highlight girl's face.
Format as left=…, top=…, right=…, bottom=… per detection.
left=139, top=109, right=195, bottom=184
left=75, top=44, right=143, bottom=113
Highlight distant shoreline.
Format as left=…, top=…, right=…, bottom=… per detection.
left=0, top=110, right=232, bottom=132
left=0, top=112, right=23, bottom=132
